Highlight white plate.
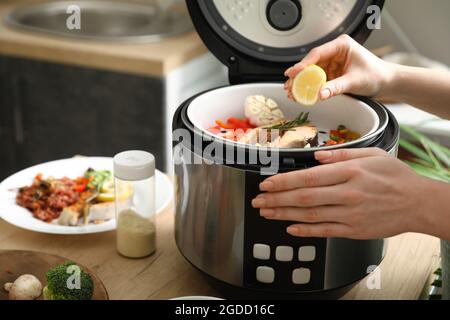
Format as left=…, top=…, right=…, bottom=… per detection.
left=0, top=157, right=173, bottom=235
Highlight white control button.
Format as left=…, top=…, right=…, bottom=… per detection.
left=253, top=244, right=270, bottom=260
left=292, top=268, right=311, bottom=285
left=298, top=246, right=316, bottom=262
left=275, top=246, right=293, bottom=262
left=256, top=266, right=275, bottom=284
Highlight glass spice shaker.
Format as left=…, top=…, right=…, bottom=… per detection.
left=113, top=150, right=156, bottom=258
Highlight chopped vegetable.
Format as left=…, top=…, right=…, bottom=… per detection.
left=74, top=176, right=89, bottom=193
left=209, top=117, right=256, bottom=142
left=84, top=169, right=111, bottom=191
left=215, top=117, right=255, bottom=131
left=324, top=125, right=361, bottom=146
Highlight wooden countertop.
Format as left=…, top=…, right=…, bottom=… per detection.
left=0, top=204, right=440, bottom=300
left=0, top=0, right=208, bottom=77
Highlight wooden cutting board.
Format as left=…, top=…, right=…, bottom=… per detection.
left=0, top=250, right=108, bottom=300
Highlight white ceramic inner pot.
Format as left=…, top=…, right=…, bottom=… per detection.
left=187, top=83, right=380, bottom=149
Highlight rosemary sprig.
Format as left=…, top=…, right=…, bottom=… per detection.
left=267, top=112, right=310, bottom=135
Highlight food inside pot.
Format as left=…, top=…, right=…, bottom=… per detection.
left=207, top=95, right=361, bottom=148
left=324, top=125, right=361, bottom=146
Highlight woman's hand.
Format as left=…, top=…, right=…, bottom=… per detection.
left=285, top=34, right=394, bottom=101
left=251, top=148, right=449, bottom=240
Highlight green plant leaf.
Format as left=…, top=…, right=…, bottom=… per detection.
left=399, top=139, right=433, bottom=164
left=404, top=161, right=450, bottom=183
left=400, top=126, right=450, bottom=183
left=428, top=141, right=450, bottom=168
left=400, top=125, right=429, bottom=141
left=401, top=125, right=450, bottom=159
left=413, top=158, right=436, bottom=168
left=420, top=137, right=445, bottom=171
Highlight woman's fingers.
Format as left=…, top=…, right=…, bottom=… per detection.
left=315, top=148, right=389, bottom=164
left=252, top=186, right=349, bottom=208
left=287, top=223, right=353, bottom=238
left=260, top=206, right=346, bottom=223
left=319, top=75, right=354, bottom=100
left=285, top=35, right=351, bottom=78
left=260, top=162, right=351, bottom=192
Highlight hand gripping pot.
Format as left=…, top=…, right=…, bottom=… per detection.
left=173, top=0, right=398, bottom=299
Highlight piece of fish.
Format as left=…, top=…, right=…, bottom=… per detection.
left=270, top=125, right=318, bottom=149
left=57, top=190, right=94, bottom=226
left=237, top=127, right=280, bottom=146
left=88, top=202, right=115, bottom=222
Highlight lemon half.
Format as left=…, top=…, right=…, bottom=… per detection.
left=291, top=65, right=327, bottom=106
left=97, top=179, right=133, bottom=202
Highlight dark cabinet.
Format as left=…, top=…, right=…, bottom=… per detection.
left=0, top=56, right=164, bottom=180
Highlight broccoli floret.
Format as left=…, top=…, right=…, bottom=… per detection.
left=43, top=261, right=94, bottom=300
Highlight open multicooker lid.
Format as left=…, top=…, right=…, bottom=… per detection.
left=186, top=0, right=385, bottom=83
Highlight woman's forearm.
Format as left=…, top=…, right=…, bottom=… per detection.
left=415, top=179, right=450, bottom=241
left=381, top=64, right=450, bottom=119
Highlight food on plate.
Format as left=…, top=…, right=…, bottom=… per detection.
left=4, top=274, right=42, bottom=300
left=16, top=169, right=133, bottom=226
left=85, top=179, right=133, bottom=223
left=43, top=261, right=94, bottom=300
left=84, top=169, right=111, bottom=191
left=96, top=178, right=133, bottom=203
left=324, top=125, right=361, bottom=146
left=57, top=190, right=97, bottom=226
left=16, top=174, right=81, bottom=222
left=244, top=95, right=285, bottom=126
left=291, top=64, right=327, bottom=106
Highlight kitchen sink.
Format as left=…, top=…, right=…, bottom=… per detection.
left=4, top=0, right=193, bottom=42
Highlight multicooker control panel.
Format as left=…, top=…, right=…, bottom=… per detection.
left=244, top=171, right=326, bottom=291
